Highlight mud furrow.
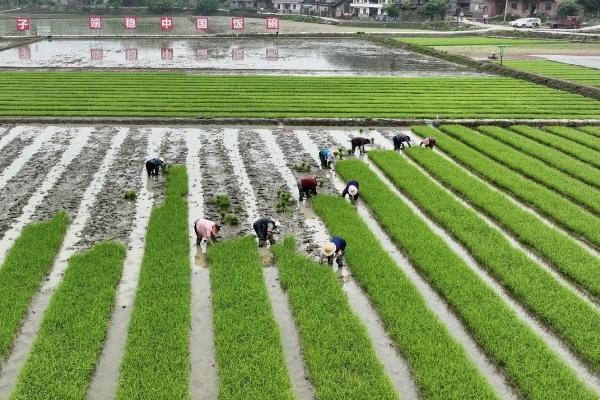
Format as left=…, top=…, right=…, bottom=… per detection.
left=0, top=128, right=72, bottom=239
left=0, top=136, right=34, bottom=176
left=77, top=128, right=148, bottom=249
left=33, top=127, right=116, bottom=222
left=199, top=129, right=248, bottom=239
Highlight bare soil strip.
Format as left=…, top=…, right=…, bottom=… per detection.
left=0, top=133, right=33, bottom=177
left=0, top=127, right=91, bottom=267
left=86, top=128, right=163, bottom=400
left=186, top=128, right=218, bottom=400
left=0, top=127, right=128, bottom=398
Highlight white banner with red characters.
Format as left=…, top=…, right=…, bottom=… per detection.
left=196, top=17, right=208, bottom=31
left=90, top=49, right=103, bottom=60
left=161, top=48, right=173, bottom=60
left=160, top=17, right=174, bottom=31
left=16, top=17, right=30, bottom=31
left=266, top=16, right=279, bottom=31
left=231, top=17, right=244, bottom=31
left=125, top=48, right=138, bottom=61
left=124, top=16, right=137, bottom=29
left=231, top=47, right=244, bottom=60
left=89, top=16, right=103, bottom=30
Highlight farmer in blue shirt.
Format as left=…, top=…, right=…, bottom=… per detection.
left=319, top=147, right=335, bottom=169
left=320, top=236, right=346, bottom=268
left=145, top=157, right=167, bottom=176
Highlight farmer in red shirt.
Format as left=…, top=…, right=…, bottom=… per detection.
left=297, top=176, right=318, bottom=201
left=420, top=137, right=437, bottom=149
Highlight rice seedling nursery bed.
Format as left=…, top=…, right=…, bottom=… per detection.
left=503, top=60, right=600, bottom=87
left=1, top=123, right=600, bottom=398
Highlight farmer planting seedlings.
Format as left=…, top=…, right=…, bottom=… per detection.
left=393, top=133, right=412, bottom=151
left=194, top=218, right=221, bottom=246
left=350, top=137, right=371, bottom=155
left=297, top=176, right=318, bottom=201
left=318, top=147, right=335, bottom=169
left=145, top=157, right=167, bottom=177
left=420, top=137, right=437, bottom=149
left=253, top=217, right=280, bottom=247
left=320, top=236, right=346, bottom=268
left=341, top=180, right=360, bottom=204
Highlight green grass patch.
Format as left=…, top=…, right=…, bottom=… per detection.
left=504, top=60, right=600, bottom=87
left=476, top=125, right=600, bottom=189
left=11, top=242, right=126, bottom=399
left=337, top=157, right=596, bottom=399
left=0, top=72, right=600, bottom=118
left=413, top=125, right=600, bottom=248
left=440, top=124, right=600, bottom=216
left=396, top=37, right=562, bottom=46
left=116, top=166, right=190, bottom=400
left=312, top=195, right=496, bottom=400
left=272, top=236, right=397, bottom=400
left=208, top=236, right=294, bottom=400
left=0, top=212, right=68, bottom=361
left=369, top=150, right=600, bottom=376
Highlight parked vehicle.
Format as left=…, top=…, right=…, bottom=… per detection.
left=549, top=16, right=581, bottom=29
left=509, top=17, right=541, bottom=28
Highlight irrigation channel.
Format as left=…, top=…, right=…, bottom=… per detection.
left=0, top=124, right=599, bottom=399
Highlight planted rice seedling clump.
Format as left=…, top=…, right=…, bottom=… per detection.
left=276, top=190, right=295, bottom=213
left=0, top=212, right=68, bottom=361
left=11, top=241, right=126, bottom=399
left=293, top=161, right=311, bottom=173
left=335, top=158, right=595, bottom=399
left=208, top=236, right=294, bottom=400
left=312, top=195, right=497, bottom=400
left=117, top=166, right=190, bottom=400
left=123, top=190, right=137, bottom=201
left=212, top=194, right=230, bottom=212
left=272, top=236, right=397, bottom=400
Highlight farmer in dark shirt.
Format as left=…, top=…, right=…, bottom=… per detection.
left=341, top=180, right=359, bottom=203
left=253, top=217, right=280, bottom=247
left=350, top=137, right=371, bottom=155
left=320, top=236, right=346, bottom=268
left=393, top=133, right=412, bottom=151
left=145, top=157, right=167, bottom=176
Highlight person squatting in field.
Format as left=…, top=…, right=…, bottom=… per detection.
left=297, top=176, right=318, bottom=201
left=420, top=137, right=437, bottom=149
left=145, top=157, right=167, bottom=176
left=393, top=133, right=412, bottom=151
left=253, top=217, right=280, bottom=247
left=320, top=236, right=346, bottom=268
left=341, top=180, right=359, bottom=204
left=319, top=147, right=335, bottom=169
left=194, top=218, right=220, bottom=246
left=350, top=137, right=371, bottom=155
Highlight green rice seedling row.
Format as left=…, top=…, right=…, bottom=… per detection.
left=116, top=166, right=191, bottom=400
left=369, top=150, right=600, bottom=372
left=544, top=126, right=600, bottom=153
left=10, top=242, right=126, bottom=400
left=332, top=158, right=595, bottom=400
left=396, top=37, right=564, bottom=46
left=412, top=125, right=600, bottom=253
left=404, top=146, right=600, bottom=303
left=208, top=236, right=294, bottom=400
left=503, top=60, right=600, bottom=87
left=312, top=195, right=497, bottom=400
left=440, top=125, right=600, bottom=216
left=476, top=125, right=600, bottom=189
left=271, top=237, right=397, bottom=400
left=0, top=212, right=68, bottom=361
left=580, top=126, right=600, bottom=138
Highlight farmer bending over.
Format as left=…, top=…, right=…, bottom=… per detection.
left=145, top=157, right=167, bottom=176
left=319, top=147, right=335, bottom=169
left=194, top=218, right=220, bottom=246
left=393, top=133, right=412, bottom=151
left=350, top=137, right=371, bottom=155
left=420, top=137, right=437, bottom=149
left=297, top=176, right=318, bottom=201
left=253, top=217, right=280, bottom=247
left=341, top=180, right=359, bottom=204
left=320, top=236, right=346, bottom=268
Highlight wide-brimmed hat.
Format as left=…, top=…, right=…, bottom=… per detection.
left=348, top=185, right=358, bottom=196
left=321, top=242, right=336, bottom=257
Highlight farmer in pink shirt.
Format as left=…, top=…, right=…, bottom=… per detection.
left=194, top=218, right=221, bottom=246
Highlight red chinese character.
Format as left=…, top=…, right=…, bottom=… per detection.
left=196, top=17, right=208, bottom=30
left=196, top=48, right=208, bottom=59
left=161, top=48, right=173, bottom=60
left=231, top=17, right=244, bottom=31
left=266, top=48, right=278, bottom=61
left=16, top=18, right=30, bottom=31
left=232, top=47, right=244, bottom=60
left=266, top=16, right=279, bottom=30
left=125, top=48, right=138, bottom=61
left=89, top=16, right=103, bottom=30
left=160, top=17, right=174, bottom=31
left=124, top=16, right=137, bottom=29
left=18, top=46, right=31, bottom=60
left=90, top=48, right=103, bottom=60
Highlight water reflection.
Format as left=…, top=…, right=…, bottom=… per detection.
left=160, top=47, right=173, bottom=60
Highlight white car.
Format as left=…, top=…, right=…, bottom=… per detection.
left=509, top=17, right=541, bottom=28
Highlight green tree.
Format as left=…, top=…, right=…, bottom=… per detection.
left=148, top=0, right=172, bottom=12
left=383, top=3, right=401, bottom=18
left=417, top=0, right=448, bottom=20
left=106, top=0, right=123, bottom=8
left=576, top=0, right=599, bottom=13
left=557, top=0, right=582, bottom=17
left=194, top=0, right=218, bottom=14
